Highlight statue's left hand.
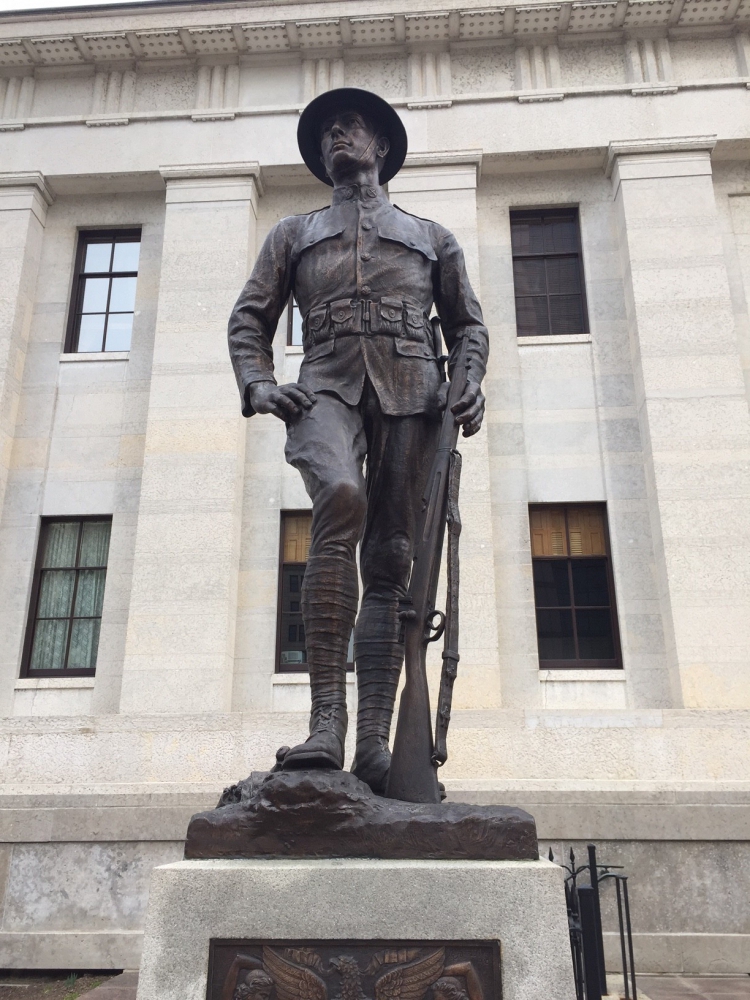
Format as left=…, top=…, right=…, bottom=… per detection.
left=438, top=379, right=485, bottom=437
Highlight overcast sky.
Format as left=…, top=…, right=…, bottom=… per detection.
left=0, top=0, right=147, bottom=12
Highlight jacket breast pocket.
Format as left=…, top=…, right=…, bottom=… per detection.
left=394, top=337, right=435, bottom=359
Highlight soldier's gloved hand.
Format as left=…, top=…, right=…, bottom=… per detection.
left=249, top=381, right=317, bottom=421
left=438, top=379, right=486, bottom=437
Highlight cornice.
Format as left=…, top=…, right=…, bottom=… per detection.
left=0, top=170, right=54, bottom=203
left=605, top=135, right=718, bottom=176
left=402, top=148, right=483, bottom=178
left=159, top=160, right=264, bottom=194
left=0, top=0, right=748, bottom=69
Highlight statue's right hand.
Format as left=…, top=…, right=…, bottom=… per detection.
left=249, top=382, right=317, bottom=421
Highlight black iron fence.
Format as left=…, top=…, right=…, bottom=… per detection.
left=549, top=844, right=637, bottom=1000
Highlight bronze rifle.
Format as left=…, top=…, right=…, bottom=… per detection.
left=385, top=325, right=468, bottom=803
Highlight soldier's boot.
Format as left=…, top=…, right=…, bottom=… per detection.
left=350, top=604, right=402, bottom=794
left=281, top=555, right=358, bottom=771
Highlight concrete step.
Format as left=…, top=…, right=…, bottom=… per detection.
left=83, top=972, right=138, bottom=1000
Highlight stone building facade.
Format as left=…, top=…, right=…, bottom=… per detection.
left=0, top=0, right=749, bottom=976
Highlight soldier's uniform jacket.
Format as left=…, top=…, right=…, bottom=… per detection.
left=228, top=184, right=489, bottom=418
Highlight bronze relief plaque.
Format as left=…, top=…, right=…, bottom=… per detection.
left=208, top=940, right=501, bottom=1000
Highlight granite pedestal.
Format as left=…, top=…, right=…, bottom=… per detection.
left=136, top=857, right=575, bottom=1000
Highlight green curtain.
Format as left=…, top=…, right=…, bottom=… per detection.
left=29, top=520, right=111, bottom=671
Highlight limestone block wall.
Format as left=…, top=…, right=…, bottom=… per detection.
left=0, top=190, right=165, bottom=720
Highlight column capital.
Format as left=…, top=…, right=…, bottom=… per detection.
left=605, top=135, right=716, bottom=178
left=0, top=171, right=54, bottom=222
left=390, top=150, right=483, bottom=195
left=160, top=161, right=264, bottom=208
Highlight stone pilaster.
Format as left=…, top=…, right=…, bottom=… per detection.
left=0, top=172, right=52, bottom=522
left=389, top=153, right=502, bottom=710
left=119, top=164, right=260, bottom=714
left=609, top=137, right=750, bottom=708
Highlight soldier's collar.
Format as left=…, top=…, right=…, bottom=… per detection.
left=330, top=184, right=389, bottom=207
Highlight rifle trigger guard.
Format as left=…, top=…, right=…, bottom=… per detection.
left=426, top=609, right=446, bottom=643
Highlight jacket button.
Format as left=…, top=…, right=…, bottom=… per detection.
left=360, top=252, right=372, bottom=261
left=361, top=285, right=371, bottom=294
left=362, top=222, right=372, bottom=231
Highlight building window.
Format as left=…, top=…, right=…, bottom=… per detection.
left=529, top=504, right=621, bottom=669
left=277, top=512, right=354, bottom=672
left=22, top=517, right=112, bottom=676
left=65, top=229, right=141, bottom=353
left=511, top=208, right=588, bottom=337
left=287, top=296, right=303, bottom=347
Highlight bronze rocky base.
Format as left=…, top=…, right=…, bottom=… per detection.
left=184, top=769, right=538, bottom=860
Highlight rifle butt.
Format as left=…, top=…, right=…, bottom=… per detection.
left=385, top=630, right=440, bottom=803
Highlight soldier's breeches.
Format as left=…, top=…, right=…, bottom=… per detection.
left=285, top=385, right=439, bottom=739
left=285, top=392, right=368, bottom=709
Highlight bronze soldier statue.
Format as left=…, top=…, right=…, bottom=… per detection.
left=228, top=88, right=488, bottom=794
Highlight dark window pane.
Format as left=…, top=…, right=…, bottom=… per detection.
left=576, top=609, right=615, bottom=660
left=290, top=601, right=299, bottom=612
left=545, top=257, right=581, bottom=295
left=533, top=560, right=571, bottom=607
left=74, top=569, right=107, bottom=617
left=26, top=517, right=112, bottom=674
left=299, top=624, right=305, bottom=643
left=38, top=570, right=76, bottom=618
left=511, top=219, right=545, bottom=256
left=30, top=619, right=69, bottom=671
left=288, top=625, right=297, bottom=642
left=42, top=521, right=79, bottom=567
left=290, top=304, right=303, bottom=346
left=280, top=650, right=306, bottom=666
left=513, top=258, right=546, bottom=295
left=104, top=313, right=133, bottom=352
left=68, top=619, right=101, bottom=670
left=79, top=520, right=111, bottom=567
left=112, top=241, right=140, bottom=272
left=82, top=277, right=110, bottom=313
left=544, top=216, right=578, bottom=254
left=536, top=609, right=575, bottom=660
left=549, top=295, right=584, bottom=335
left=78, top=314, right=105, bottom=352
left=84, top=243, right=112, bottom=272
left=571, top=559, right=610, bottom=607
left=289, top=575, right=299, bottom=592
left=109, top=276, right=137, bottom=312
left=515, top=296, right=549, bottom=336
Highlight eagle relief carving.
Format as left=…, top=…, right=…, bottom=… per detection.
left=218, top=945, right=487, bottom=1000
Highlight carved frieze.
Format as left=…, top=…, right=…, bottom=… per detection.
left=207, top=941, right=500, bottom=1000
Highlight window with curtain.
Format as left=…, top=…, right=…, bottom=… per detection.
left=22, top=518, right=112, bottom=676
left=277, top=512, right=354, bottom=672
left=529, top=504, right=621, bottom=668
left=511, top=208, right=588, bottom=337
left=66, top=229, right=141, bottom=353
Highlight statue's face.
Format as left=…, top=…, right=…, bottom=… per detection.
left=319, top=110, right=390, bottom=181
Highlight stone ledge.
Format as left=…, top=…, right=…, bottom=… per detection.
left=0, top=786, right=747, bottom=842
left=15, top=677, right=95, bottom=690
left=0, top=930, right=143, bottom=970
